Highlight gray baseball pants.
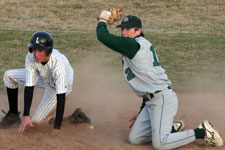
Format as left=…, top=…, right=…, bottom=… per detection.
left=129, top=88, right=196, bottom=150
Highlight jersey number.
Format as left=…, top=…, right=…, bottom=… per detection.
left=125, top=67, right=135, bottom=81
left=150, top=46, right=160, bottom=66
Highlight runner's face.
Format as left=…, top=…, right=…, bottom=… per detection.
left=33, top=49, right=49, bottom=63
left=121, top=27, right=141, bottom=38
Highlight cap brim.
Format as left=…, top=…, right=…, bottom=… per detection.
left=27, top=43, right=46, bottom=50
left=116, top=24, right=134, bottom=29
left=116, top=24, right=122, bottom=28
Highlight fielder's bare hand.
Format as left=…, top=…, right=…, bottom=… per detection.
left=129, top=113, right=138, bottom=128
left=17, top=116, right=33, bottom=134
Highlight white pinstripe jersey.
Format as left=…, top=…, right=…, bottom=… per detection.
left=122, top=36, right=171, bottom=97
left=25, top=49, right=74, bottom=94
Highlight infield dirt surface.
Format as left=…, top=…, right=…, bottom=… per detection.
left=0, top=0, right=224, bottom=149
left=0, top=59, right=224, bottom=150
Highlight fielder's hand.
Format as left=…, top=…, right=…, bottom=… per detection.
left=17, top=116, right=33, bottom=134
left=98, top=8, right=124, bottom=25
left=129, top=113, right=138, bottom=128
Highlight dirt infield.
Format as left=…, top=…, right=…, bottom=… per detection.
left=0, top=61, right=224, bottom=150
left=0, top=91, right=224, bottom=150
left=0, top=1, right=224, bottom=149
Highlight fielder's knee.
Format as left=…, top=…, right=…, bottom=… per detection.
left=128, top=134, right=148, bottom=145
left=152, top=140, right=169, bottom=150
left=128, top=135, right=140, bottom=145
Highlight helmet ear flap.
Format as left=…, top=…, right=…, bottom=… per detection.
left=46, top=48, right=52, bottom=56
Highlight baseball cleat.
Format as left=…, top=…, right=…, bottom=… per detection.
left=0, top=110, right=21, bottom=129
left=173, top=120, right=185, bottom=132
left=199, top=120, right=224, bottom=147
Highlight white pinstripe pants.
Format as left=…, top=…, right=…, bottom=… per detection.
left=3, top=68, right=72, bottom=122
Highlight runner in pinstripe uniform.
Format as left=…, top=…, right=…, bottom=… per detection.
left=0, top=31, right=74, bottom=135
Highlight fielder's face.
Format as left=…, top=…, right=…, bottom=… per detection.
left=32, top=49, right=49, bottom=63
left=121, top=27, right=142, bottom=38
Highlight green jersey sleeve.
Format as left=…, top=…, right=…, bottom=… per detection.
left=96, top=22, right=140, bottom=59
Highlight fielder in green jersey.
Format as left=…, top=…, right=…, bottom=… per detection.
left=96, top=11, right=223, bottom=149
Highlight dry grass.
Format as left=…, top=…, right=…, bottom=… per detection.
left=0, top=0, right=225, bottom=92
left=0, top=0, right=224, bottom=35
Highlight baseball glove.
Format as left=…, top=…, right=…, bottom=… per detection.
left=108, top=8, right=124, bottom=25
left=98, top=8, right=124, bottom=25
left=69, top=108, right=91, bottom=124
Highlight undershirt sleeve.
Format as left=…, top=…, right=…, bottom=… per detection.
left=54, top=93, right=66, bottom=129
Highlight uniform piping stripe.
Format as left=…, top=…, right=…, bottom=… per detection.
left=159, top=94, right=165, bottom=146
left=159, top=94, right=195, bottom=146
left=166, top=134, right=195, bottom=145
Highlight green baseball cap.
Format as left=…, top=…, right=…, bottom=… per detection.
left=116, top=15, right=142, bottom=29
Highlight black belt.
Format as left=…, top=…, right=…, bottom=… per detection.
left=148, top=86, right=171, bottom=99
